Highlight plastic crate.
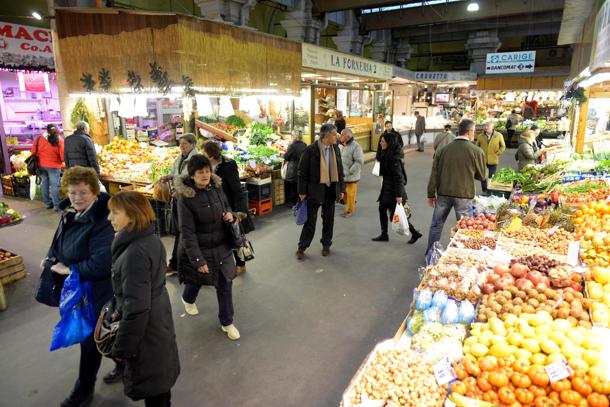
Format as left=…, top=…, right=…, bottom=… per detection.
left=247, top=183, right=272, bottom=201
left=562, top=170, right=582, bottom=183
left=248, top=198, right=272, bottom=216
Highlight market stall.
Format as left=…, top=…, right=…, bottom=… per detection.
left=301, top=43, right=393, bottom=151
left=341, top=159, right=610, bottom=406
left=0, top=21, right=60, bottom=176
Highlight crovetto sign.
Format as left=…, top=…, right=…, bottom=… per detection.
left=302, top=43, right=392, bottom=80
left=0, top=21, right=54, bottom=70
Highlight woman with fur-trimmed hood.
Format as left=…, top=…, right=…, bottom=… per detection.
left=175, top=154, right=240, bottom=341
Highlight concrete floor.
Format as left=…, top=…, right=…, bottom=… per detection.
left=0, top=148, right=517, bottom=407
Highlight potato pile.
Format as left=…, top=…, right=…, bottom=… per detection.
left=477, top=285, right=592, bottom=328
left=348, top=348, right=447, bottom=407
left=502, top=225, right=575, bottom=255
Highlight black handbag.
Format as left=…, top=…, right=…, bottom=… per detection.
left=25, top=136, right=41, bottom=177
left=35, top=260, right=67, bottom=307
left=94, top=297, right=121, bottom=357
left=224, top=220, right=245, bottom=249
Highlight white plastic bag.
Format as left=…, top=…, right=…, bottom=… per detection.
left=372, top=161, right=380, bottom=176
left=29, top=175, right=38, bottom=200
left=391, top=203, right=411, bottom=237
left=280, top=161, right=288, bottom=180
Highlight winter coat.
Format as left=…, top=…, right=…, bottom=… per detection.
left=433, top=130, right=455, bottom=156
left=169, top=148, right=198, bottom=185
left=47, top=193, right=114, bottom=314
left=110, top=225, right=180, bottom=401
left=517, top=135, right=544, bottom=171
left=415, top=116, right=426, bottom=136
left=284, top=140, right=307, bottom=183
left=64, top=130, right=100, bottom=175
left=297, top=140, right=345, bottom=203
left=176, top=175, right=236, bottom=287
left=32, top=135, right=64, bottom=169
left=377, top=129, right=404, bottom=161
left=215, top=156, right=246, bottom=213
left=476, top=130, right=506, bottom=165
left=340, top=137, right=364, bottom=183
left=377, top=147, right=407, bottom=205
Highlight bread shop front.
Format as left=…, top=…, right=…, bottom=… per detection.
left=299, top=43, right=393, bottom=151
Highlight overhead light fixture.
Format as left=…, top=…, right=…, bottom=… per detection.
left=467, top=1, right=479, bottom=12
left=32, top=11, right=42, bottom=20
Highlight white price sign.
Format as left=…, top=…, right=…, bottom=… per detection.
left=567, top=241, right=581, bottom=266
left=548, top=226, right=560, bottom=235
left=545, top=359, right=572, bottom=382
left=433, top=357, right=456, bottom=386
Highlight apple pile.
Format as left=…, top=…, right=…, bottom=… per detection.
left=0, top=250, right=15, bottom=261
left=455, top=213, right=497, bottom=231
left=482, top=264, right=551, bottom=295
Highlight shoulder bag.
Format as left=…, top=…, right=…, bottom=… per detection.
left=94, top=296, right=121, bottom=357
left=25, top=136, right=41, bottom=177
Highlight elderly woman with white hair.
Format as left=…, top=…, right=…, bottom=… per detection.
left=475, top=121, right=505, bottom=194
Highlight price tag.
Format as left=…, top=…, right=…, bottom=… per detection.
left=545, top=359, right=572, bottom=382
left=529, top=199, right=537, bottom=210
left=248, top=160, right=257, bottom=169
left=548, top=226, right=560, bottom=235
left=433, top=357, right=456, bottom=386
left=567, top=241, right=581, bottom=266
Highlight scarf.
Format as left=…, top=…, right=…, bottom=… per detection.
left=319, top=141, right=339, bottom=185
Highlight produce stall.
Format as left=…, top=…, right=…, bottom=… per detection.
left=341, top=174, right=610, bottom=406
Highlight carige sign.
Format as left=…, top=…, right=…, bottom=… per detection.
left=0, top=21, right=54, bottom=70
left=485, top=51, right=536, bottom=74
left=302, top=43, right=392, bottom=80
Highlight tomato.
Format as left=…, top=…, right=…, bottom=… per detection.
left=513, top=358, right=531, bottom=374
left=529, top=385, right=548, bottom=398
left=512, top=373, right=533, bottom=389
left=477, top=377, right=493, bottom=392
left=529, top=366, right=550, bottom=387
left=464, top=358, right=481, bottom=377
left=560, top=390, right=582, bottom=405
left=483, top=390, right=499, bottom=403
left=489, top=371, right=510, bottom=388
left=591, top=377, right=610, bottom=395
left=516, top=388, right=535, bottom=404
left=534, top=396, right=558, bottom=407
left=479, top=356, right=498, bottom=372
left=453, top=363, right=469, bottom=380
left=551, top=379, right=572, bottom=393
left=499, top=387, right=517, bottom=404
left=571, top=377, right=592, bottom=397
left=587, top=393, right=610, bottom=407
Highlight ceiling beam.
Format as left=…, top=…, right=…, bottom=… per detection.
left=393, top=11, right=563, bottom=37
left=362, top=0, right=564, bottom=31
left=557, top=0, right=595, bottom=45
left=313, top=0, right=416, bottom=13
left=406, top=22, right=562, bottom=43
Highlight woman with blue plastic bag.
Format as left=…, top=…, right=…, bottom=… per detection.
left=372, top=134, right=423, bottom=244
left=107, top=191, right=180, bottom=407
left=39, top=166, right=115, bottom=407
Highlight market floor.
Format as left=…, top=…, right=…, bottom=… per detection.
left=0, top=148, right=518, bottom=407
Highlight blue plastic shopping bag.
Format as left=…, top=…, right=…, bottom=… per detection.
left=293, top=199, right=308, bottom=226
left=50, top=266, right=96, bottom=351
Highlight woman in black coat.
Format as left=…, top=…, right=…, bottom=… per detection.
left=40, top=166, right=115, bottom=407
left=107, top=191, right=180, bottom=407
left=372, top=134, right=422, bottom=244
left=283, top=130, right=307, bottom=206
left=176, top=154, right=241, bottom=341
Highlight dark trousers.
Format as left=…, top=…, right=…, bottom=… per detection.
left=378, top=200, right=419, bottom=236
left=182, top=274, right=234, bottom=326
left=169, top=199, right=180, bottom=270
left=481, top=164, right=497, bottom=193
left=298, top=186, right=336, bottom=249
left=145, top=391, right=171, bottom=407
left=74, top=333, right=103, bottom=393
left=285, top=181, right=298, bottom=206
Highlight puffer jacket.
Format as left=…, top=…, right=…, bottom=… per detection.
left=176, top=174, right=236, bottom=287
left=340, top=137, right=364, bottom=183
left=283, top=140, right=307, bottom=183
left=64, top=130, right=100, bottom=175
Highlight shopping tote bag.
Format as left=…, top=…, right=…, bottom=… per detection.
left=293, top=199, right=308, bottom=225
left=391, top=203, right=411, bottom=238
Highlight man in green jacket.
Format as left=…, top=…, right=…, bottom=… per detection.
left=476, top=121, right=506, bottom=194
left=425, top=119, right=487, bottom=261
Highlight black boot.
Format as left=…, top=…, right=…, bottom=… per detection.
left=60, top=389, right=93, bottom=407
left=102, top=362, right=124, bottom=384
left=408, top=230, right=423, bottom=244
left=372, top=234, right=389, bottom=242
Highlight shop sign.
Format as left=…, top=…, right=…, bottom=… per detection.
left=485, top=51, right=536, bottom=74
left=302, top=43, right=392, bottom=80
left=18, top=72, right=50, bottom=93
left=0, top=21, right=54, bottom=70
left=592, top=0, right=610, bottom=70
left=414, top=71, right=476, bottom=82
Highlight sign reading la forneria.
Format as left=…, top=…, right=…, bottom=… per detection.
left=0, top=21, right=54, bottom=70
left=302, top=43, right=392, bottom=80
left=485, top=51, right=536, bottom=74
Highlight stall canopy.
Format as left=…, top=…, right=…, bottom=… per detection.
left=54, top=10, right=301, bottom=96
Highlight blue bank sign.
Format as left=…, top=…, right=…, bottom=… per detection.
left=485, top=51, right=536, bottom=74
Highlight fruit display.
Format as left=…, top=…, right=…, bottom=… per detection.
left=345, top=346, right=448, bottom=407
left=502, top=225, right=576, bottom=255
left=555, top=180, right=610, bottom=204
left=409, top=322, right=467, bottom=352
left=586, top=267, right=610, bottom=327
left=454, top=213, right=497, bottom=232
left=0, top=202, right=23, bottom=227
left=450, top=231, right=498, bottom=250
left=574, top=201, right=610, bottom=267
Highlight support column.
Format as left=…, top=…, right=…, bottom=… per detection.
left=369, top=30, right=391, bottom=62
left=195, top=0, right=257, bottom=26
left=466, top=30, right=501, bottom=74
left=280, top=0, right=326, bottom=44
left=392, top=37, right=412, bottom=68
left=47, top=0, right=72, bottom=133
left=333, top=10, right=364, bottom=55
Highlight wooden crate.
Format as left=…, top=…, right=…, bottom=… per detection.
left=272, top=179, right=285, bottom=206
left=0, top=251, right=25, bottom=285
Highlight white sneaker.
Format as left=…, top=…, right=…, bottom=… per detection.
left=181, top=298, right=199, bottom=316
left=221, top=324, right=240, bottom=340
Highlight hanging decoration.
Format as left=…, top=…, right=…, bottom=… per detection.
left=98, top=68, right=112, bottom=92
left=80, top=72, right=95, bottom=92
left=127, top=70, right=144, bottom=93
left=149, top=62, right=172, bottom=95
left=561, top=85, right=587, bottom=106
left=182, top=75, right=195, bottom=98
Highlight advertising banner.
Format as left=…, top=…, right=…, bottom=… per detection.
left=0, top=21, right=54, bottom=70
